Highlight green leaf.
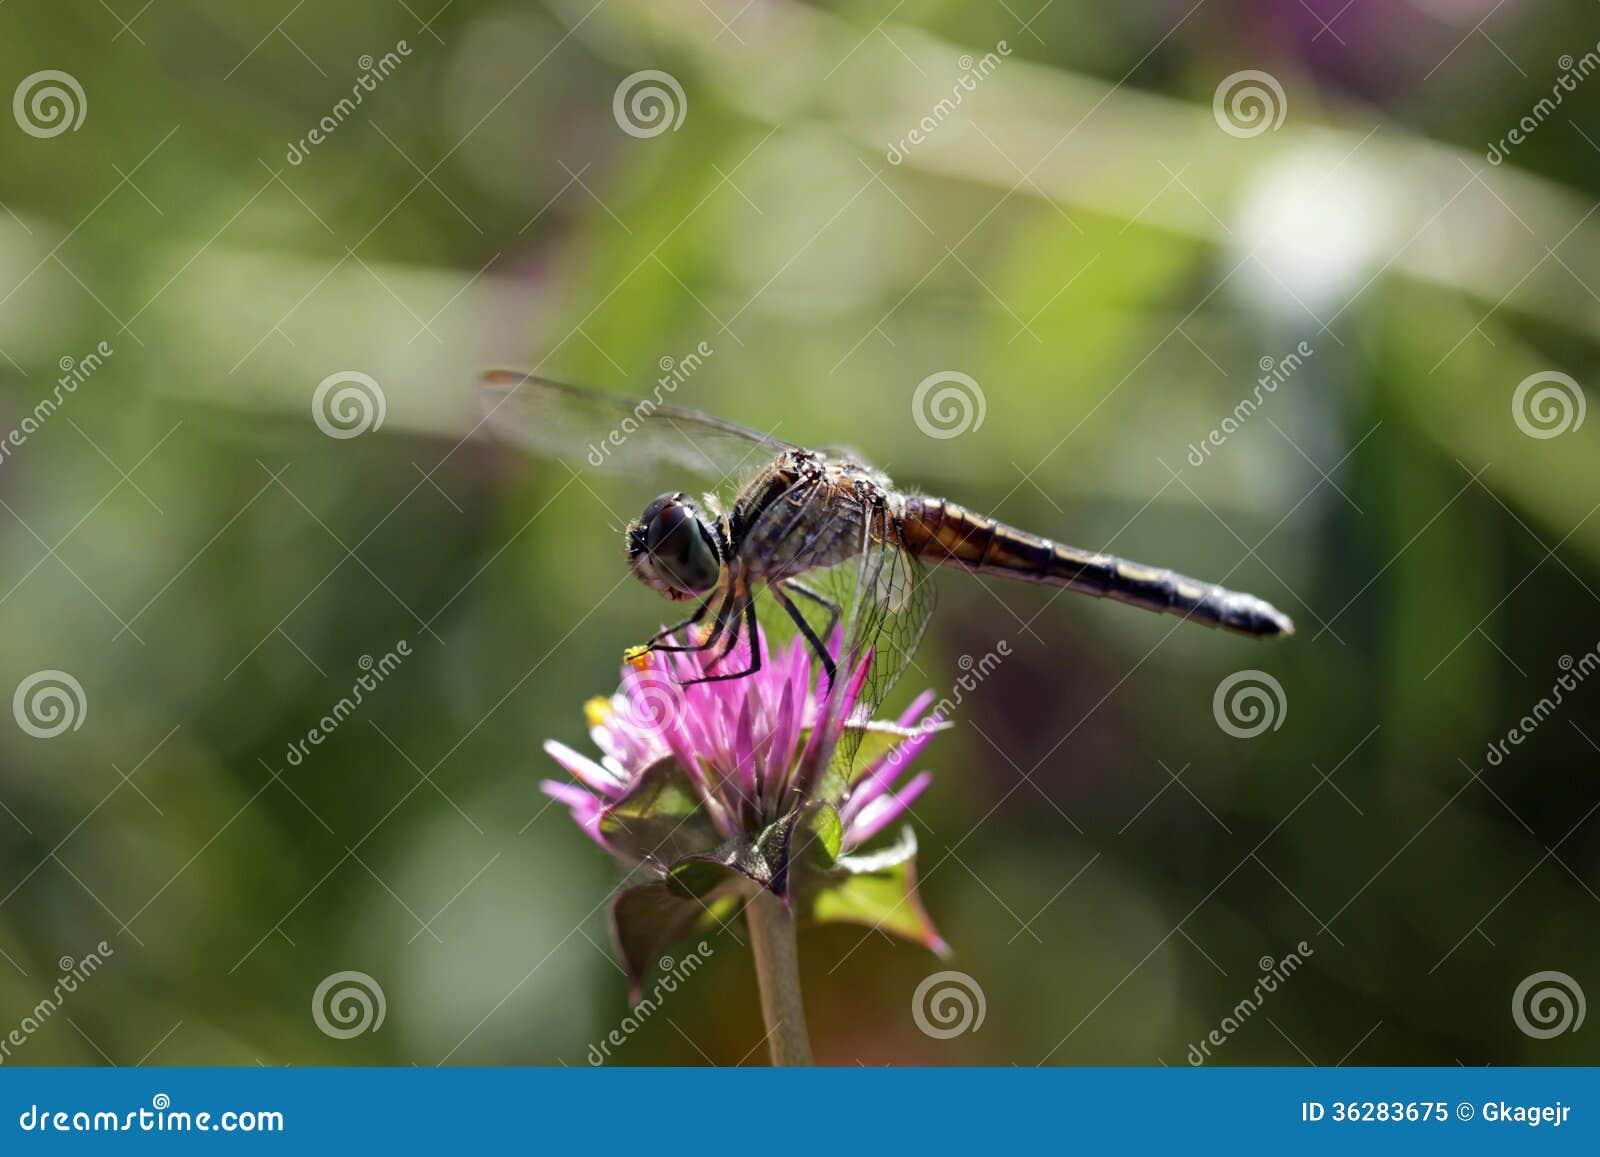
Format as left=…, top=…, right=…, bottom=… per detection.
left=798, top=826, right=947, bottom=955
left=610, top=879, right=741, bottom=999
left=597, top=757, right=721, bottom=865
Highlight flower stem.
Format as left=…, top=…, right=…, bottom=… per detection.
left=745, top=889, right=814, bottom=1066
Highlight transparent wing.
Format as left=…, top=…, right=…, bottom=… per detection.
left=833, top=504, right=938, bottom=755
left=742, top=486, right=936, bottom=784
left=476, top=369, right=797, bottom=496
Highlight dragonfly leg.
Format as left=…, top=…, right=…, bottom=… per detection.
left=681, top=599, right=763, bottom=684
left=643, top=590, right=719, bottom=647
left=644, top=584, right=735, bottom=656
left=782, top=578, right=840, bottom=642
left=774, top=583, right=837, bottom=688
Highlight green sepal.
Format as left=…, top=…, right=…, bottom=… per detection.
left=795, top=826, right=947, bottom=955
left=610, top=878, right=741, bottom=1001
left=597, top=756, right=721, bottom=865
left=668, top=811, right=797, bottom=899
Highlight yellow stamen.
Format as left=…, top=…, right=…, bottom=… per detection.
left=623, top=644, right=652, bottom=671
left=583, top=697, right=613, bottom=730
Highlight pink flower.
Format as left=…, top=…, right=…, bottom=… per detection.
left=541, top=626, right=948, bottom=989
left=542, top=629, right=939, bottom=859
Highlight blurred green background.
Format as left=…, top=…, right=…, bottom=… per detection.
left=2, top=0, right=1598, bottom=1066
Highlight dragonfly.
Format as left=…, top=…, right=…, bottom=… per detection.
left=478, top=369, right=1292, bottom=727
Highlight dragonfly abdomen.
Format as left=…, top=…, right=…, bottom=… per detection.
left=899, top=496, right=1292, bottom=638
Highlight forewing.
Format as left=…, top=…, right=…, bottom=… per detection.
left=477, top=370, right=795, bottom=500
left=742, top=485, right=936, bottom=785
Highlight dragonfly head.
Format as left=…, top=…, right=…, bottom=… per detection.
left=627, top=492, right=723, bottom=601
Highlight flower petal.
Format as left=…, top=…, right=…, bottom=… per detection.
left=765, top=676, right=800, bottom=813
left=543, top=739, right=626, bottom=797
left=540, top=779, right=607, bottom=846
left=896, top=689, right=937, bottom=729
left=839, top=722, right=940, bottom=828
left=845, top=770, right=932, bottom=848
left=731, top=692, right=759, bottom=808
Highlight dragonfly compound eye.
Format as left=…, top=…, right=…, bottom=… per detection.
left=639, top=496, right=720, bottom=597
